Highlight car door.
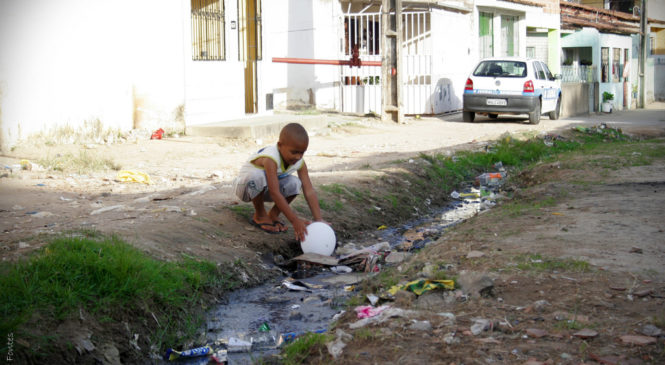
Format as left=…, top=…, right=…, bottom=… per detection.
left=538, top=61, right=558, bottom=112
left=541, top=62, right=559, bottom=110
left=532, top=61, right=552, bottom=112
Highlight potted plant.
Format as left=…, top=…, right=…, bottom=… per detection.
left=602, top=91, right=614, bottom=113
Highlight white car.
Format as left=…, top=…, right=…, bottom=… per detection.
left=462, top=57, right=562, bottom=124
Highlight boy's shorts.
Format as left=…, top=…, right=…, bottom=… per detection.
left=233, top=169, right=302, bottom=202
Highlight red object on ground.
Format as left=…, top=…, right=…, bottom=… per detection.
left=151, top=128, right=165, bottom=140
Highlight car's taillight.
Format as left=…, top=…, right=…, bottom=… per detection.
left=523, top=80, right=534, bottom=93
left=465, top=78, right=473, bottom=91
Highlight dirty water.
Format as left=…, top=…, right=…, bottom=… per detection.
left=160, top=188, right=495, bottom=364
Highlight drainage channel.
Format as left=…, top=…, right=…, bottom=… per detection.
left=161, top=188, right=497, bottom=364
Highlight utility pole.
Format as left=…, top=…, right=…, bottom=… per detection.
left=381, top=0, right=403, bottom=123
left=639, top=0, right=648, bottom=108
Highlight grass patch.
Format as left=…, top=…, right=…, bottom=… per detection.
left=514, top=253, right=591, bottom=272
left=419, top=127, right=643, bottom=195
left=319, top=198, right=343, bottom=212
left=281, top=332, right=333, bottom=365
left=320, top=183, right=346, bottom=195
left=38, top=150, right=120, bottom=174
left=228, top=204, right=254, bottom=220
left=502, top=196, right=558, bottom=217
left=0, top=232, right=240, bottom=352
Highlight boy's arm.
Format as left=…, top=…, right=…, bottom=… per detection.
left=258, top=157, right=308, bottom=239
left=297, top=162, right=323, bottom=222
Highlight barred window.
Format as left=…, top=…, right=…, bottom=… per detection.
left=612, top=48, right=621, bottom=82
left=192, top=0, right=225, bottom=61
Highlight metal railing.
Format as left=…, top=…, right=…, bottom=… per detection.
left=560, top=65, right=597, bottom=83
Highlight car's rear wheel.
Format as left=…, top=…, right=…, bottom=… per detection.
left=463, top=111, right=475, bottom=123
left=528, top=101, right=541, bottom=125
left=548, top=96, right=561, bottom=120
left=488, top=113, right=498, bottom=119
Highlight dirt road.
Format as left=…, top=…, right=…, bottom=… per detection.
left=1, top=104, right=664, bottom=267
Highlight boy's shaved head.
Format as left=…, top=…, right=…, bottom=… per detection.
left=280, top=123, right=309, bottom=145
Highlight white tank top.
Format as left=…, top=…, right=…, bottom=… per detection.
left=239, top=145, right=304, bottom=179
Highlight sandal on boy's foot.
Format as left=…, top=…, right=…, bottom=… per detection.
left=250, top=219, right=279, bottom=234
left=272, top=220, right=288, bottom=233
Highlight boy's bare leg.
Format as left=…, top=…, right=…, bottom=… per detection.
left=268, top=195, right=296, bottom=232
left=251, top=194, right=279, bottom=233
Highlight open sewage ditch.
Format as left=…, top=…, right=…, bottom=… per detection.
left=159, top=176, right=505, bottom=364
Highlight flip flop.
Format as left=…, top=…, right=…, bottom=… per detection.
left=272, top=220, right=288, bottom=233
left=250, top=219, right=279, bottom=234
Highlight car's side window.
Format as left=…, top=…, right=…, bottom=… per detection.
left=541, top=62, right=555, bottom=81
left=533, top=62, right=546, bottom=80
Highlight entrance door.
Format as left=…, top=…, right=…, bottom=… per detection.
left=239, top=0, right=261, bottom=113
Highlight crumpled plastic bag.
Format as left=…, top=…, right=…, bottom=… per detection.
left=354, top=305, right=390, bottom=319
left=117, top=170, right=152, bottom=184
left=388, top=279, right=455, bottom=296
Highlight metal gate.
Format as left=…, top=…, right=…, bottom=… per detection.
left=339, top=10, right=432, bottom=115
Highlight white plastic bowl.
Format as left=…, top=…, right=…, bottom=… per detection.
left=300, top=222, right=336, bottom=256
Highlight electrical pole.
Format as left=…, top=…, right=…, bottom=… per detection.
left=639, top=0, right=648, bottom=108
left=381, top=0, right=403, bottom=123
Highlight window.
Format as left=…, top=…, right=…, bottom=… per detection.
left=612, top=48, right=621, bottom=82
left=526, top=46, right=535, bottom=59
left=542, top=62, right=554, bottom=80
left=191, top=0, right=225, bottom=61
left=501, top=15, right=518, bottom=57
left=473, top=61, right=526, bottom=77
left=601, top=47, right=609, bottom=82
left=534, top=61, right=545, bottom=80
left=479, top=12, right=493, bottom=58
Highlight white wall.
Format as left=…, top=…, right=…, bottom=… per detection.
left=0, top=0, right=187, bottom=149
left=264, top=0, right=342, bottom=111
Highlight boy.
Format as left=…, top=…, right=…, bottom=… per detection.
left=232, top=123, right=323, bottom=242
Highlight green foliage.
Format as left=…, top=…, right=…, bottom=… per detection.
left=320, top=183, right=346, bottom=195
left=0, top=233, right=239, bottom=347
left=228, top=204, right=254, bottom=219
left=602, top=91, right=614, bottom=102
left=281, top=332, right=333, bottom=365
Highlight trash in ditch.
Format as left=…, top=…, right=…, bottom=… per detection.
left=20, top=160, right=32, bottom=171
left=151, top=128, right=165, bottom=140
left=117, top=170, right=152, bottom=184
left=388, top=279, right=455, bottom=296
left=281, top=280, right=311, bottom=292
left=377, top=225, right=387, bottom=230
left=355, top=305, right=390, bottom=319
left=163, top=345, right=212, bottom=361
left=366, top=294, right=379, bottom=305
left=331, top=265, right=353, bottom=274
left=210, top=349, right=228, bottom=364
left=475, top=172, right=505, bottom=187
left=281, top=328, right=327, bottom=343
left=226, top=337, right=252, bottom=352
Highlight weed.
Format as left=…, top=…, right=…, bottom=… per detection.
left=319, top=199, right=343, bottom=212
left=281, top=332, right=333, bottom=365
left=354, top=328, right=376, bottom=340
left=228, top=204, right=253, bottom=219
left=38, top=150, right=119, bottom=174
left=320, top=183, right=346, bottom=195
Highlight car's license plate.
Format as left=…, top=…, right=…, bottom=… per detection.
left=486, top=99, right=507, bottom=106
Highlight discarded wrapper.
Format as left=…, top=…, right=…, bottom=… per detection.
left=388, top=279, right=455, bottom=296
left=210, top=349, right=228, bottom=364
left=163, top=345, right=212, bottom=361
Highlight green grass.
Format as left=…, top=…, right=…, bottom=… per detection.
left=281, top=332, right=333, bottom=365
left=502, top=196, right=558, bottom=217
left=228, top=204, right=254, bottom=220
left=320, top=183, right=347, bottom=195
left=0, top=232, right=240, bottom=349
left=419, top=127, right=646, bottom=194
left=37, top=150, right=119, bottom=173
left=513, top=253, right=591, bottom=272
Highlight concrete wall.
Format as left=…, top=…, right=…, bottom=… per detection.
left=561, top=83, right=590, bottom=117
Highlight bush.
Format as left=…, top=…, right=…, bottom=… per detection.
left=602, top=91, right=614, bottom=102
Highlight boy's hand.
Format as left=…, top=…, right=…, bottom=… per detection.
left=293, top=218, right=308, bottom=242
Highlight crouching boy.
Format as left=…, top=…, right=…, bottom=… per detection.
left=232, top=123, right=324, bottom=241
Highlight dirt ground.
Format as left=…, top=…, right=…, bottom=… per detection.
left=1, top=104, right=665, bottom=364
